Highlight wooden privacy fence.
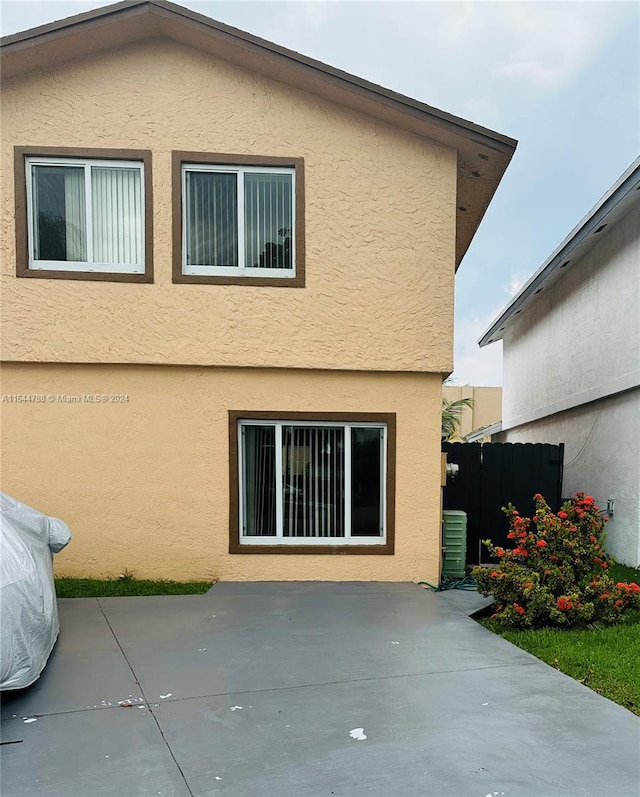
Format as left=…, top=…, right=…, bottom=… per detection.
left=442, top=442, right=564, bottom=566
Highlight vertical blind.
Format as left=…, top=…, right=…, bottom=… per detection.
left=244, top=173, right=292, bottom=269
left=185, top=171, right=238, bottom=267
left=283, top=426, right=345, bottom=538
left=92, top=166, right=143, bottom=265
left=350, top=427, right=383, bottom=536
left=243, top=425, right=277, bottom=536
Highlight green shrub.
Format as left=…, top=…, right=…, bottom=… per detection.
left=473, top=493, right=640, bottom=628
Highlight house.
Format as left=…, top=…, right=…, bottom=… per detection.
left=442, top=385, right=502, bottom=441
left=0, top=0, right=516, bottom=582
left=480, top=158, right=640, bottom=567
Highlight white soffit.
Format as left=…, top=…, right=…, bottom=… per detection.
left=479, top=156, right=640, bottom=348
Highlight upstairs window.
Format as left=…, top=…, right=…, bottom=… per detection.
left=16, top=148, right=152, bottom=282
left=173, top=154, right=304, bottom=287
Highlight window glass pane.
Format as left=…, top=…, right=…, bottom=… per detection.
left=351, top=427, right=383, bottom=537
left=32, top=165, right=86, bottom=261
left=186, top=171, right=238, bottom=267
left=244, top=173, right=292, bottom=269
left=282, top=426, right=344, bottom=538
left=92, top=166, right=143, bottom=265
left=242, top=425, right=277, bottom=536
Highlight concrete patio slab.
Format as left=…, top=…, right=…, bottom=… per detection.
left=1, top=582, right=638, bottom=797
left=436, top=585, right=495, bottom=616
left=1, top=703, right=191, bottom=797
left=99, top=584, right=526, bottom=703
left=155, top=662, right=637, bottom=797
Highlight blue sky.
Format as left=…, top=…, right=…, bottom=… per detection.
left=3, top=1, right=638, bottom=384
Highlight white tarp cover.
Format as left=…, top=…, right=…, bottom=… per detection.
left=0, top=493, right=71, bottom=691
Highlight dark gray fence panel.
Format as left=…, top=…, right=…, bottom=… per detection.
left=442, top=442, right=564, bottom=566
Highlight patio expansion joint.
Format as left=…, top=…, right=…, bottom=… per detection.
left=96, top=598, right=196, bottom=797
left=146, top=661, right=538, bottom=707
left=0, top=663, right=534, bottom=724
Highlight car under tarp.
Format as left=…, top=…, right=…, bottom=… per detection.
left=0, top=493, right=71, bottom=691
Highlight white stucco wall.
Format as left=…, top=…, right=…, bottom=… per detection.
left=501, top=390, right=640, bottom=566
left=502, top=204, right=640, bottom=429
left=499, top=203, right=640, bottom=567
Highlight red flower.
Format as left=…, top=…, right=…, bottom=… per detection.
left=617, top=582, right=640, bottom=592
left=558, top=511, right=568, bottom=519
left=536, top=540, right=547, bottom=548
left=495, top=547, right=505, bottom=558
left=507, top=532, right=516, bottom=540
left=589, top=535, right=597, bottom=543
left=513, top=603, right=525, bottom=615
left=615, top=600, right=623, bottom=608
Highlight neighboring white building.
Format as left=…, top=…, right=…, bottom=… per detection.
left=480, top=158, right=640, bottom=567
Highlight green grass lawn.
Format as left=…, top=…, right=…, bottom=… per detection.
left=54, top=575, right=214, bottom=598
left=480, top=563, right=640, bottom=715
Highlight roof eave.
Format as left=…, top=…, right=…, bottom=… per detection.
left=1, top=0, right=517, bottom=268
left=479, top=156, right=640, bottom=348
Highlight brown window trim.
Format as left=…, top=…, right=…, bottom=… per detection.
left=14, top=146, right=153, bottom=283
left=228, top=411, right=396, bottom=555
left=172, top=152, right=305, bottom=288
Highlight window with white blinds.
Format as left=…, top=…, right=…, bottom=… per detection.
left=25, top=157, right=145, bottom=274
left=238, top=419, right=387, bottom=546
left=182, top=164, right=295, bottom=278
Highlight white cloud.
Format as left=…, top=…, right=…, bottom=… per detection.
left=508, top=274, right=525, bottom=298
left=451, top=339, right=503, bottom=386
left=255, top=2, right=340, bottom=59
left=490, top=2, right=616, bottom=89
left=451, top=302, right=505, bottom=386
left=451, top=272, right=528, bottom=385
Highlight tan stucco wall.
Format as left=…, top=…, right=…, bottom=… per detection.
left=1, top=38, right=457, bottom=373
left=1, top=363, right=442, bottom=582
left=442, top=385, right=502, bottom=439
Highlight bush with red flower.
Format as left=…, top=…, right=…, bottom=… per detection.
left=473, top=493, right=640, bottom=628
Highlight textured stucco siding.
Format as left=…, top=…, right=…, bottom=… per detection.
left=502, top=205, right=640, bottom=428
left=1, top=364, right=443, bottom=582
left=1, top=38, right=457, bottom=373
left=501, top=390, right=640, bottom=567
